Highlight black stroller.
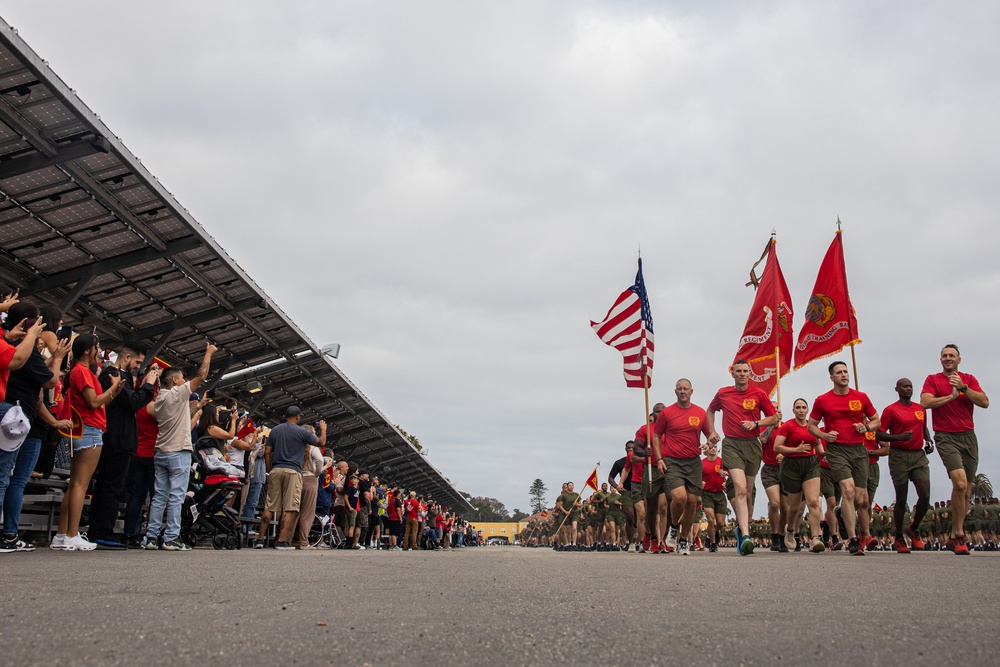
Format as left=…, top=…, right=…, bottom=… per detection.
left=180, top=437, right=246, bottom=549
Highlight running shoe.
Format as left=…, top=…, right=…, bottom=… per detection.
left=161, top=540, right=191, bottom=551
left=65, top=534, right=97, bottom=552
left=770, top=534, right=781, bottom=552
left=809, top=536, right=826, bottom=553
left=649, top=540, right=662, bottom=554
left=906, top=526, right=925, bottom=551
left=0, top=535, right=34, bottom=552
left=641, top=535, right=651, bottom=552
left=708, top=542, right=718, bottom=553
left=678, top=539, right=690, bottom=556
left=734, top=524, right=743, bottom=545
left=274, top=541, right=294, bottom=551
left=866, top=536, right=879, bottom=551
left=665, top=527, right=678, bottom=550
left=95, top=537, right=127, bottom=550
left=953, top=535, right=970, bottom=556
left=847, top=538, right=865, bottom=556
left=738, top=536, right=754, bottom=556
left=784, top=530, right=797, bottom=551
left=144, top=539, right=159, bottom=550
left=49, top=534, right=69, bottom=550
left=894, top=538, right=911, bottom=554
left=831, top=538, right=844, bottom=551
left=778, top=540, right=789, bottom=553
left=945, top=537, right=956, bottom=552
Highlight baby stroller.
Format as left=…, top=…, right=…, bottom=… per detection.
left=180, top=437, right=245, bottom=550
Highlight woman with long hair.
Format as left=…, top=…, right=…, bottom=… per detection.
left=51, top=333, right=123, bottom=551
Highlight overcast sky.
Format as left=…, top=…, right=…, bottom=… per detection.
left=4, top=2, right=998, bottom=516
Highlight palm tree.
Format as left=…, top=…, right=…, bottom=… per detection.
left=971, top=473, right=993, bottom=500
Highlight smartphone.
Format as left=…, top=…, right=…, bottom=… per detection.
left=57, top=325, right=73, bottom=341
left=22, top=317, right=38, bottom=329
left=88, top=325, right=97, bottom=335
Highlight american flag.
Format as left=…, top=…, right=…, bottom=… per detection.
left=590, top=258, right=655, bottom=388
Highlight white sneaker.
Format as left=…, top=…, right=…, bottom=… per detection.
left=65, top=533, right=97, bottom=551
left=665, top=527, right=678, bottom=550
left=50, top=534, right=69, bottom=550
left=678, top=539, right=691, bottom=556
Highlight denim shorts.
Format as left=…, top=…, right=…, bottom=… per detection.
left=72, top=425, right=104, bottom=452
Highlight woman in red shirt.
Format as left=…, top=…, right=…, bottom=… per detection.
left=774, top=398, right=826, bottom=553
left=51, top=334, right=123, bottom=552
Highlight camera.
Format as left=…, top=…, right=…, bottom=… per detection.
left=217, top=408, right=234, bottom=423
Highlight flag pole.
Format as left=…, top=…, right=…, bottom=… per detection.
left=770, top=231, right=782, bottom=411
left=836, top=217, right=860, bottom=390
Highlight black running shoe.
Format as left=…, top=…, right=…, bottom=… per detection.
left=848, top=538, right=865, bottom=556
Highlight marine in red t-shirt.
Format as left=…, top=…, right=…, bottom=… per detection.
left=653, top=379, right=711, bottom=554
left=806, top=361, right=879, bottom=556
left=878, top=378, right=935, bottom=552
left=919, top=345, right=990, bottom=553
left=705, top=361, right=780, bottom=557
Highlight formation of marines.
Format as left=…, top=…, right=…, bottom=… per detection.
left=519, top=344, right=991, bottom=556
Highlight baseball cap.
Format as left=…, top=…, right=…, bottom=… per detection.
left=189, top=392, right=201, bottom=402
left=285, top=405, right=302, bottom=417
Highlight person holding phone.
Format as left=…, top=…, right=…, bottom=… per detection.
left=89, top=344, right=159, bottom=549
left=50, top=334, right=123, bottom=551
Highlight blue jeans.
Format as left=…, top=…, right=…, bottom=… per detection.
left=145, top=451, right=191, bottom=543
left=2, top=436, right=43, bottom=535
left=241, top=480, right=264, bottom=519
left=0, top=403, right=17, bottom=518
left=124, top=456, right=155, bottom=539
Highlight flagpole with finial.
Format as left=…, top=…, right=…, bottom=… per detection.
left=770, top=228, right=782, bottom=412
left=836, top=216, right=861, bottom=390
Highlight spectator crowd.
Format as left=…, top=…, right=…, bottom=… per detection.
left=0, top=285, right=472, bottom=553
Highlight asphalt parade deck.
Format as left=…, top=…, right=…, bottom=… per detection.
left=3, top=545, right=996, bottom=666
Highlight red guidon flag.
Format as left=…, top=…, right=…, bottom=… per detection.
left=236, top=417, right=255, bottom=440
left=734, top=238, right=794, bottom=397
left=583, top=468, right=600, bottom=492
left=794, top=230, right=861, bottom=370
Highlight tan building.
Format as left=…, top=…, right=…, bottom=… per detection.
left=470, top=522, right=524, bottom=543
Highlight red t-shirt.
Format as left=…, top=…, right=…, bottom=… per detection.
left=701, top=456, right=725, bottom=493
left=0, top=333, right=17, bottom=402
left=708, top=386, right=776, bottom=438
left=879, top=401, right=926, bottom=451
left=761, top=426, right=779, bottom=466
left=653, top=403, right=709, bottom=459
left=69, top=363, right=106, bottom=431
left=775, top=420, right=816, bottom=458
left=404, top=498, right=419, bottom=520
left=921, top=372, right=982, bottom=433
left=863, top=430, right=879, bottom=464
left=135, top=405, right=158, bottom=458
left=809, top=388, right=877, bottom=446
left=387, top=492, right=400, bottom=521
left=634, top=423, right=653, bottom=443
left=624, top=450, right=644, bottom=484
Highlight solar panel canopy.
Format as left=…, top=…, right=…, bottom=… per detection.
left=0, top=18, right=472, bottom=514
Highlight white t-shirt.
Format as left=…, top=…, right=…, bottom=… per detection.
left=226, top=438, right=244, bottom=468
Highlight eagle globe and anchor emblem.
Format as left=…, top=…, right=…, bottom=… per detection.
left=805, top=293, right=836, bottom=327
